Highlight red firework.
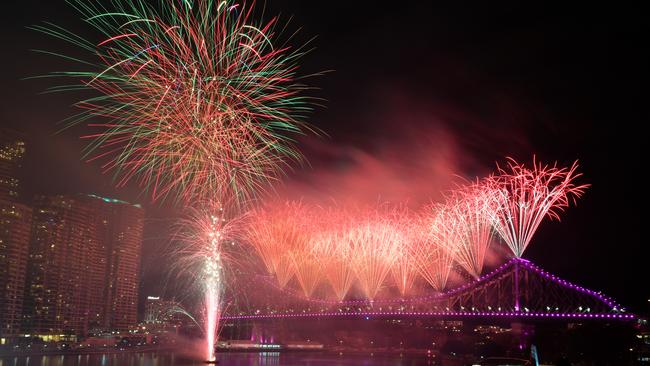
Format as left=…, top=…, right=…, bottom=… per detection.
left=486, top=157, right=589, bottom=257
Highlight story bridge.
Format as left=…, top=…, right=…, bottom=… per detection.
left=221, top=258, right=635, bottom=322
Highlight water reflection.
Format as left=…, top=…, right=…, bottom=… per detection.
left=0, top=352, right=436, bottom=366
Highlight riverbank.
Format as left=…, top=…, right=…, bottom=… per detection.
left=0, top=345, right=176, bottom=358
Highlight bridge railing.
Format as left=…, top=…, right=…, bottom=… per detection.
left=222, top=258, right=634, bottom=321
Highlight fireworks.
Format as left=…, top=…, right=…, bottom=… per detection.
left=389, top=208, right=418, bottom=296
left=286, top=204, right=322, bottom=298
left=35, top=0, right=314, bottom=205
left=290, top=249, right=323, bottom=298
left=348, top=210, right=402, bottom=300
left=311, top=209, right=356, bottom=301
left=448, top=182, right=496, bottom=279
left=422, top=205, right=460, bottom=291
left=38, top=0, right=318, bottom=361
left=404, top=211, right=448, bottom=292
left=174, top=203, right=243, bottom=361
left=245, top=201, right=308, bottom=288
left=238, top=158, right=588, bottom=301
left=487, top=158, right=588, bottom=258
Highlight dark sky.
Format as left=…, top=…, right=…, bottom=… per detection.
left=0, top=2, right=645, bottom=312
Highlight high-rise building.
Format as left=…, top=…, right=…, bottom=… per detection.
left=0, top=129, right=26, bottom=203
left=81, top=194, right=144, bottom=331
left=21, top=195, right=102, bottom=340
left=0, top=129, right=29, bottom=344
left=0, top=201, right=32, bottom=342
left=22, top=194, right=144, bottom=339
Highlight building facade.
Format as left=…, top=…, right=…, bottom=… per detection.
left=21, top=195, right=102, bottom=338
left=0, top=129, right=26, bottom=203
left=0, top=201, right=32, bottom=341
left=22, top=194, right=144, bottom=338
left=82, top=195, right=144, bottom=331
left=0, top=129, right=30, bottom=344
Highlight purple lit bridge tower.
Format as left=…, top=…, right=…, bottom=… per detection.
left=221, top=258, right=635, bottom=322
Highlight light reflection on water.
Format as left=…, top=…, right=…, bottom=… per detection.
left=0, top=352, right=436, bottom=366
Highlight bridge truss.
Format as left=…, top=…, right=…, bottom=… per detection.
left=222, top=258, right=635, bottom=322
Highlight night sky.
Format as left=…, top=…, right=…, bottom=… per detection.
left=0, top=2, right=645, bottom=312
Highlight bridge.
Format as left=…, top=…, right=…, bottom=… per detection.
left=221, top=258, right=635, bottom=322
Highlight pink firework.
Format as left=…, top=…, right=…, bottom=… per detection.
left=486, top=158, right=589, bottom=258
left=410, top=204, right=460, bottom=292
left=289, top=249, right=323, bottom=298
left=288, top=205, right=322, bottom=298
left=174, top=203, right=244, bottom=362
left=245, top=202, right=309, bottom=288
left=388, top=208, right=418, bottom=297
left=348, top=206, right=402, bottom=300
left=311, top=208, right=356, bottom=301
left=448, top=182, right=497, bottom=279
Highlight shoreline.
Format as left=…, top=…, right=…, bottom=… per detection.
left=0, top=346, right=175, bottom=358
left=0, top=347, right=437, bottom=359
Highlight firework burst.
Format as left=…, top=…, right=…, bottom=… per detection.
left=415, top=205, right=459, bottom=291
left=174, top=203, right=244, bottom=361
left=348, top=207, right=402, bottom=300
left=311, top=208, right=357, bottom=301
left=245, top=201, right=308, bottom=288
left=239, top=158, right=589, bottom=301
left=34, top=0, right=315, bottom=205
left=448, top=182, right=496, bottom=279
left=487, top=158, right=589, bottom=258
left=388, top=208, right=418, bottom=296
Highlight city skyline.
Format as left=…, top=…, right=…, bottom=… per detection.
left=2, top=131, right=145, bottom=341
left=0, top=1, right=646, bottom=364
left=0, top=1, right=643, bottom=313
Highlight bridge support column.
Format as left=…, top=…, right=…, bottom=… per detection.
left=514, top=260, right=520, bottom=312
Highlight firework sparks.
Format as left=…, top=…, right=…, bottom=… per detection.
left=175, top=204, right=243, bottom=362
left=287, top=205, right=322, bottom=298
left=388, top=208, right=418, bottom=296
left=449, top=182, right=497, bottom=279
left=311, top=208, right=357, bottom=301
left=487, top=158, right=589, bottom=258
left=34, top=0, right=315, bottom=205
left=290, top=249, right=323, bottom=298
left=348, top=207, right=401, bottom=300
left=245, top=202, right=309, bottom=288
left=391, top=240, right=418, bottom=297
left=240, top=157, right=589, bottom=300
left=414, top=205, right=459, bottom=291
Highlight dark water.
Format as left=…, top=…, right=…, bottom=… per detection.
left=0, top=353, right=440, bottom=366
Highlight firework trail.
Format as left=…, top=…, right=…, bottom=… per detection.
left=290, top=249, right=323, bottom=298
left=412, top=204, right=459, bottom=291
left=34, top=0, right=315, bottom=205
left=245, top=207, right=282, bottom=276
left=406, top=213, right=438, bottom=292
left=175, top=203, right=244, bottom=361
left=311, top=208, right=357, bottom=301
left=388, top=208, right=418, bottom=296
left=287, top=204, right=322, bottom=298
left=245, top=201, right=309, bottom=288
left=487, top=158, right=588, bottom=258
left=449, top=182, right=496, bottom=279
left=348, top=207, right=402, bottom=300
left=391, top=241, right=418, bottom=296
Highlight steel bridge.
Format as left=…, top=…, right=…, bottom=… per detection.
left=221, top=258, right=635, bottom=322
